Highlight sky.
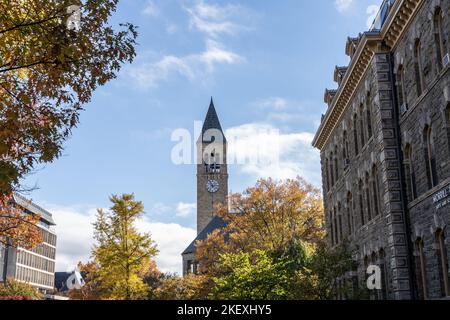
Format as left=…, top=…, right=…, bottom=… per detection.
left=22, top=0, right=383, bottom=275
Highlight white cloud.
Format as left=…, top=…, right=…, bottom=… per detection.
left=225, top=123, right=321, bottom=185
left=142, top=0, right=159, bottom=17
left=128, top=40, right=243, bottom=88
left=176, top=202, right=196, bottom=218
left=335, top=0, right=354, bottom=13
left=48, top=204, right=195, bottom=275
left=185, top=0, right=248, bottom=38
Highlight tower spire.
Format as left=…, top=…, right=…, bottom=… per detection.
left=200, top=97, right=226, bottom=142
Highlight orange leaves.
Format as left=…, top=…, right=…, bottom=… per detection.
left=0, top=194, right=42, bottom=249
left=196, top=177, right=326, bottom=277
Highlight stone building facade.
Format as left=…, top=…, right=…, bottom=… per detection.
left=313, top=0, right=450, bottom=299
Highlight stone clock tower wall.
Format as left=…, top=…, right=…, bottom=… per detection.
left=196, top=99, right=228, bottom=234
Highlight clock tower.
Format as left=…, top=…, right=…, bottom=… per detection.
left=196, top=98, right=228, bottom=234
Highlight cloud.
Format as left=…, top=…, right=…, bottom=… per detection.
left=142, top=0, right=159, bottom=16
left=48, top=203, right=195, bottom=275
left=185, top=0, right=249, bottom=38
left=225, top=123, right=321, bottom=185
left=176, top=202, right=196, bottom=218
left=128, top=40, right=243, bottom=88
left=335, top=0, right=354, bottom=13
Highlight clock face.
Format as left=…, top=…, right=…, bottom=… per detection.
left=206, top=179, right=220, bottom=193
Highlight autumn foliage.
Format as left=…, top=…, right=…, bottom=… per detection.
left=0, top=0, right=137, bottom=196
left=0, top=194, right=42, bottom=249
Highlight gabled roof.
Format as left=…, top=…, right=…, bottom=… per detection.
left=199, top=97, right=226, bottom=143
left=182, top=216, right=227, bottom=255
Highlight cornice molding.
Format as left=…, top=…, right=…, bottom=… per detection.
left=313, top=0, right=424, bottom=151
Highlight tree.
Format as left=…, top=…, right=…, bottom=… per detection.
left=152, top=274, right=211, bottom=300
left=211, top=250, right=289, bottom=300
left=0, top=278, right=42, bottom=300
left=0, top=0, right=137, bottom=196
left=92, top=194, right=158, bottom=300
left=196, top=177, right=325, bottom=275
left=0, top=194, right=42, bottom=249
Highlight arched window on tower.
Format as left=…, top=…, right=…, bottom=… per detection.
left=435, top=229, right=450, bottom=297
left=424, top=125, right=438, bottom=189
left=414, top=39, right=425, bottom=96
left=434, top=7, right=446, bottom=70
left=205, top=151, right=221, bottom=174
left=397, top=65, right=407, bottom=111
left=416, top=237, right=428, bottom=300
left=365, top=172, right=372, bottom=221
left=353, top=114, right=359, bottom=155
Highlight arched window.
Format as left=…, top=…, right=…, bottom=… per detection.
left=346, top=192, right=353, bottom=235
left=358, top=180, right=365, bottom=226
left=436, top=229, right=450, bottom=297
left=366, top=95, right=373, bottom=139
left=397, top=65, right=407, bottom=109
left=325, top=158, right=331, bottom=191
left=343, top=131, right=349, bottom=164
left=353, top=115, right=359, bottom=155
left=334, top=207, right=339, bottom=245
left=365, top=172, right=372, bottom=221
left=338, top=202, right=343, bottom=242
left=404, top=144, right=417, bottom=200
left=434, top=8, right=446, bottom=70
left=334, top=146, right=339, bottom=182
left=372, top=165, right=381, bottom=216
left=414, top=39, right=424, bottom=96
left=329, top=152, right=335, bottom=187
left=330, top=211, right=335, bottom=246
left=416, top=237, right=428, bottom=300
left=359, top=104, right=366, bottom=147
left=424, top=125, right=438, bottom=189
left=379, top=249, right=388, bottom=300
left=446, top=104, right=450, bottom=156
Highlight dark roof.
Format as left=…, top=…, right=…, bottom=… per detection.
left=54, top=272, right=71, bottom=292
left=182, top=216, right=227, bottom=255
left=199, top=97, right=226, bottom=143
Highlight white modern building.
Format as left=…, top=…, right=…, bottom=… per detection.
left=0, top=193, right=56, bottom=293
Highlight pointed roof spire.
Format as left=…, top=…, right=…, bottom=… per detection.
left=200, top=97, right=226, bottom=143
